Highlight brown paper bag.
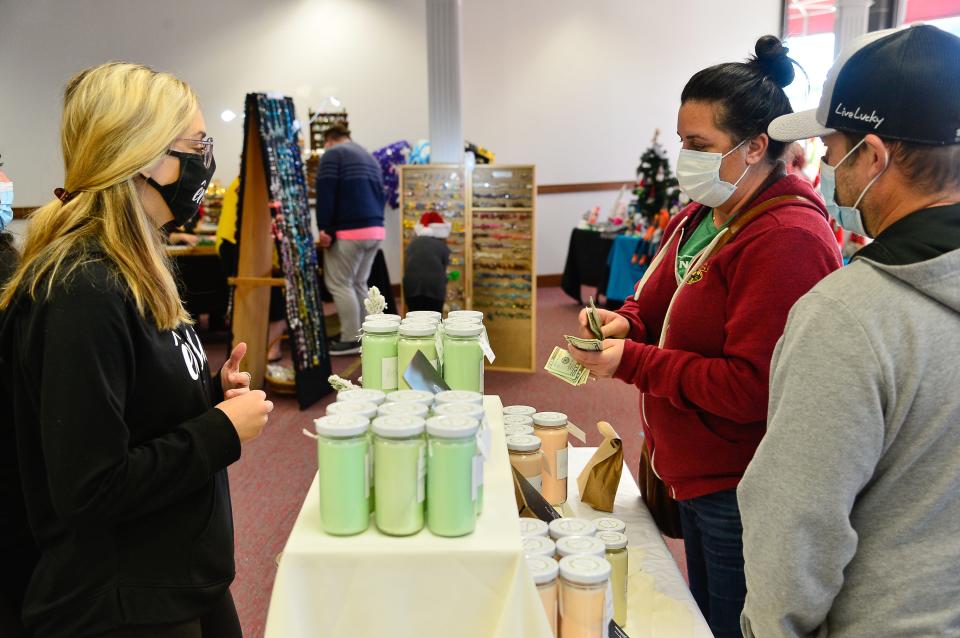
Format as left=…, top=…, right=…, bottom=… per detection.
left=576, top=421, right=623, bottom=512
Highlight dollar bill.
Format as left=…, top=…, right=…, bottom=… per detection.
left=587, top=296, right=603, bottom=340
left=564, top=335, right=603, bottom=352
left=544, top=346, right=589, bottom=386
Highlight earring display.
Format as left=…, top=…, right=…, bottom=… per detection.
left=234, top=92, right=332, bottom=408
left=399, top=164, right=536, bottom=372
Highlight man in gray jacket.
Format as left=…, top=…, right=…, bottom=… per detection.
left=738, top=25, right=960, bottom=637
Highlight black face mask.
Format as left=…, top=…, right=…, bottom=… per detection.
left=146, top=149, right=216, bottom=231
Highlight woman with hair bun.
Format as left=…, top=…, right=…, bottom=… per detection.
left=568, top=36, right=842, bottom=637
left=0, top=63, right=274, bottom=637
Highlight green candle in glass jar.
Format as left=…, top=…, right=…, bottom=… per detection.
left=426, top=415, right=480, bottom=537
left=442, top=324, right=484, bottom=393
left=361, top=320, right=399, bottom=392
left=313, top=414, right=371, bottom=536
left=397, top=323, right=439, bottom=390
left=371, top=415, right=427, bottom=536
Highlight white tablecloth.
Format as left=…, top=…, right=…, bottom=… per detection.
left=565, top=447, right=714, bottom=638
left=264, top=396, right=552, bottom=638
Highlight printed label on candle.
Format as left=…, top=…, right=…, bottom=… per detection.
left=472, top=454, right=483, bottom=502
left=417, top=446, right=426, bottom=503
left=382, top=357, right=398, bottom=391
left=556, top=447, right=569, bottom=480
left=528, top=473, right=542, bottom=492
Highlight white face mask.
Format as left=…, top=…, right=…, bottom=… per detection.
left=676, top=139, right=751, bottom=208
left=820, top=138, right=888, bottom=237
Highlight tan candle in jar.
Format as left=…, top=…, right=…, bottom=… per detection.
left=527, top=555, right=559, bottom=638
left=559, top=555, right=611, bottom=638
left=507, top=434, right=543, bottom=493
left=532, top=412, right=569, bottom=505
left=596, top=531, right=629, bottom=627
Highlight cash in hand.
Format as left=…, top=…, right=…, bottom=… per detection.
left=544, top=346, right=590, bottom=386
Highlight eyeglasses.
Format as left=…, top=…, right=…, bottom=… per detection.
left=174, top=136, right=215, bottom=168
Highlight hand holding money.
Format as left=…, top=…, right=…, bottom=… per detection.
left=566, top=339, right=626, bottom=379
left=544, top=346, right=590, bottom=386
left=578, top=299, right=630, bottom=341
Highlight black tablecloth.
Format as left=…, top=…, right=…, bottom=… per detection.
left=560, top=228, right=615, bottom=303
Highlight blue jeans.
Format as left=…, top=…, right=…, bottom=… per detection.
left=678, top=489, right=746, bottom=638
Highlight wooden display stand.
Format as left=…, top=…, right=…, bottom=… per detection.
left=399, top=164, right=537, bottom=372
left=232, top=93, right=332, bottom=407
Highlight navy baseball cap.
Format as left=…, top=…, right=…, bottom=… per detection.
left=770, top=24, right=960, bottom=145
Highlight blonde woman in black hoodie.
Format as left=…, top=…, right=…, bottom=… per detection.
left=0, top=63, right=273, bottom=637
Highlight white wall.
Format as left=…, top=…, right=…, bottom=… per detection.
left=0, top=0, right=780, bottom=279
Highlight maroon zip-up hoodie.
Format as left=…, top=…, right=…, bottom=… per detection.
left=614, top=174, right=841, bottom=500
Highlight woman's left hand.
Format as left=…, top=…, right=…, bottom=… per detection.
left=567, top=339, right=626, bottom=379
left=221, top=342, right=252, bottom=399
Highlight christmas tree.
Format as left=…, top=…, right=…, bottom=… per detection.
left=630, top=129, right=682, bottom=228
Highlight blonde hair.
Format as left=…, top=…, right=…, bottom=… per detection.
left=0, top=62, right=196, bottom=329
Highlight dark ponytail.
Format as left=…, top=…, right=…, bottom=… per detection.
left=681, top=35, right=803, bottom=160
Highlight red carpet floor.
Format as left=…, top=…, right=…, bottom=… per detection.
left=203, top=286, right=686, bottom=637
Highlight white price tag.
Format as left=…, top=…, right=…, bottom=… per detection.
left=382, top=357, right=398, bottom=391
left=417, top=446, right=426, bottom=504
left=479, top=326, right=496, bottom=364
left=556, top=446, right=569, bottom=481
left=566, top=421, right=587, bottom=443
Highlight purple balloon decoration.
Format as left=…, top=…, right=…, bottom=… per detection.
left=373, top=140, right=411, bottom=209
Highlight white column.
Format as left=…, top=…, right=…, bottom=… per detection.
left=835, top=0, right=875, bottom=56
left=425, top=0, right=464, bottom=164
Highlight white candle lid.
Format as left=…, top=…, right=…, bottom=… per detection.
left=377, top=401, right=429, bottom=418
left=506, top=434, right=542, bottom=452
left=594, top=517, right=627, bottom=534
left=362, top=320, right=399, bottom=334
left=503, top=405, right=537, bottom=416
left=398, top=323, right=437, bottom=337
left=425, top=415, right=480, bottom=439
left=522, top=536, right=557, bottom=558
left=596, top=530, right=629, bottom=550
left=443, top=316, right=482, bottom=325
left=533, top=411, right=568, bottom=427
left=402, top=316, right=440, bottom=326
left=504, top=423, right=535, bottom=437
left=371, top=414, right=426, bottom=438
left=337, top=389, right=387, bottom=405
left=433, top=402, right=486, bottom=420
left=434, top=390, right=483, bottom=405
left=556, top=535, right=607, bottom=559
left=405, top=311, right=442, bottom=320
left=526, top=555, right=560, bottom=585
left=444, top=324, right=483, bottom=337
left=314, top=414, right=369, bottom=438
left=503, top=414, right=534, bottom=426
left=559, top=555, right=612, bottom=585
left=385, top=390, right=435, bottom=405
left=447, top=310, right=485, bottom=321
left=367, top=313, right=402, bottom=323
left=325, top=401, right=378, bottom=420
left=549, top=517, right=597, bottom=540
left=519, top=518, right=550, bottom=538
